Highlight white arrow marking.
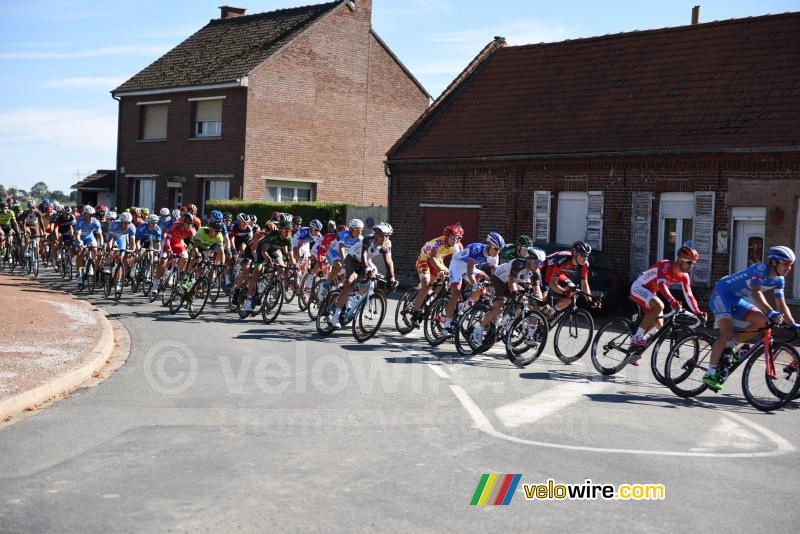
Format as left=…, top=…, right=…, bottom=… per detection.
left=494, top=380, right=612, bottom=428
left=690, top=416, right=764, bottom=452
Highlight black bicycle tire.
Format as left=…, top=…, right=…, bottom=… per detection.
left=742, top=341, right=800, bottom=412
left=505, top=311, right=549, bottom=367
left=590, top=317, right=633, bottom=375
left=664, top=332, right=712, bottom=398
left=650, top=326, right=693, bottom=386
left=261, top=279, right=285, bottom=324
left=394, top=288, right=418, bottom=335
left=352, top=291, right=387, bottom=343
left=554, top=308, right=594, bottom=364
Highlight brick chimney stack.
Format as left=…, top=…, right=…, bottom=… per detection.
left=219, top=6, right=246, bottom=19
left=691, top=5, right=700, bottom=25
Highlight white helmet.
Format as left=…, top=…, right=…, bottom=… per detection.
left=348, top=218, right=364, bottom=230
left=159, top=207, right=170, bottom=216
left=527, top=247, right=546, bottom=264
left=83, top=205, right=95, bottom=215
left=119, top=212, right=133, bottom=223
left=147, top=214, right=159, bottom=223
left=107, top=211, right=117, bottom=220
left=372, top=222, right=393, bottom=236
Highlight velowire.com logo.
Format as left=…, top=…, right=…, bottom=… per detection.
left=470, top=474, right=522, bottom=506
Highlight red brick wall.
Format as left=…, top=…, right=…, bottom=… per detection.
left=389, top=153, right=800, bottom=305
left=243, top=0, right=428, bottom=205
left=117, top=87, right=246, bottom=210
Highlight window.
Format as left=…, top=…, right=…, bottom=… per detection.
left=139, top=103, right=168, bottom=140
left=133, top=178, right=156, bottom=212
left=193, top=99, right=222, bottom=138
left=556, top=192, right=588, bottom=244
left=267, top=183, right=314, bottom=202
left=202, top=179, right=230, bottom=215
left=658, top=193, right=694, bottom=260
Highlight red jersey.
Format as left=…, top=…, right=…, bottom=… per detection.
left=544, top=251, right=589, bottom=285
left=165, top=221, right=196, bottom=252
left=315, top=233, right=337, bottom=261
left=633, top=259, right=701, bottom=314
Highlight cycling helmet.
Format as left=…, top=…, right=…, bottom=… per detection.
left=96, top=203, right=107, bottom=212
left=12, top=203, right=21, bottom=213
left=42, top=198, right=51, bottom=206
left=278, top=219, right=292, bottom=229
left=107, top=211, right=117, bottom=220
left=250, top=215, right=258, bottom=224
left=142, top=208, right=150, bottom=216
left=444, top=225, right=464, bottom=237
left=83, top=205, right=95, bottom=215
left=768, top=246, right=796, bottom=263
left=271, top=210, right=281, bottom=222
left=210, top=210, right=223, bottom=221
left=348, top=218, right=365, bottom=230
left=96, top=209, right=107, bottom=218
left=572, top=240, right=592, bottom=256
left=223, top=212, right=233, bottom=220
left=372, top=222, right=393, bottom=236
left=279, top=213, right=293, bottom=224
left=292, top=215, right=303, bottom=225
left=209, top=220, right=224, bottom=231
left=187, top=203, right=198, bottom=214
left=27, top=201, right=35, bottom=208
left=237, top=213, right=249, bottom=222
left=181, top=212, right=194, bottom=223
left=1, top=204, right=8, bottom=210
left=147, top=214, right=159, bottom=223
left=119, top=212, right=133, bottom=223
left=486, top=232, right=505, bottom=249
left=168, top=209, right=179, bottom=220
left=517, top=235, right=533, bottom=248
left=309, top=219, right=323, bottom=231
left=159, top=207, right=170, bottom=216
left=677, top=245, right=699, bottom=261
left=527, top=247, right=546, bottom=264
left=62, top=206, right=72, bottom=214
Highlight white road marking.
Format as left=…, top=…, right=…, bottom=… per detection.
left=427, top=365, right=451, bottom=380
left=494, top=380, right=612, bottom=428
left=690, top=416, right=763, bottom=452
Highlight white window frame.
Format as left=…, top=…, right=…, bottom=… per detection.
left=267, top=183, right=315, bottom=202
left=657, top=193, right=694, bottom=260
left=192, top=97, right=223, bottom=138
left=201, top=177, right=231, bottom=215
left=556, top=191, right=588, bottom=245
left=133, top=178, right=156, bottom=212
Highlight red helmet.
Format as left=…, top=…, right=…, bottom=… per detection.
left=96, top=204, right=108, bottom=212
left=271, top=210, right=281, bottom=222
left=187, top=203, right=198, bottom=214
left=444, top=225, right=464, bottom=237
left=677, top=245, right=699, bottom=261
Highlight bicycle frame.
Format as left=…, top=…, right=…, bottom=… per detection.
left=341, top=279, right=376, bottom=323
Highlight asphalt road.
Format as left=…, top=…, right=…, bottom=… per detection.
left=1, top=271, right=798, bottom=533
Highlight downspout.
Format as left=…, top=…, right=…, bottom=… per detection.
left=112, top=94, right=122, bottom=211
left=384, top=160, right=392, bottom=222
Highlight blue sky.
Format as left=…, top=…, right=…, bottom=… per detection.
left=1, top=0, right=798, bottom=192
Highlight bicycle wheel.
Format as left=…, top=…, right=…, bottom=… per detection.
left=553, top=308, right=594, bottom=364
left=454, top=304, right=488, bottom=356
left=742, top=342, right=800, bottom=412
left=208, top=266, right=223, bottom=304
left=113, top=266, right=124, bottom=301
left=102, top=270, right=113, bottom=298
left=664, top=332, right=712, bottom=398
left=315, top=291, right=340, bottom=336
left=142, top=261, right=155, bottom=297
left=590, top=317, right=633, bottom=375
left=161, top=267, right=177, bottom=307
left=168, top=282, right=184, bottom=314
left=282, top=275, right=297, bottom=303
left=261, top=279, right=285, bottom=324
left=86, top=261, right=96, bottom=294
left=188, top=277, right=211, bottom=319
left=394, top=287, right=419, bottom=335
left=423, top=298, right=450, bottom=347
left=297, top=271, right=314, bottom=312
left=237, top=284, right=254, bottom=319
left=129, top=263, right=141, bottom=294
left=505, top=311, right=548, bottom=367
left=352, top=291, right=387, bottom=342
left=32, top=257, right=39, bottom=278
left=307, top=279, right=329, bottom=321
left=650, top=327, right=692, bottom=386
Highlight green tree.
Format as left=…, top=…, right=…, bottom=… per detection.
left=51, top=190, right=66, bottom=201
left=69, top=191, right=77, bottom=202
left=0, top=184, right=6, bottom=199
left=29, top=181, right=50, bottom=200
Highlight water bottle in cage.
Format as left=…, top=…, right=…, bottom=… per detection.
left=346, top=293, right=357, bottom=310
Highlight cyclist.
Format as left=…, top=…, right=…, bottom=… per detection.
left=155, top=213, right=197, bottom=296
left=242, top=218, right=294, bottom=313
left=181, top=220, right=225, bottom=290
left=0, top=203, right=19, bottom=260
left=442, top=232, right=505, bottom=331
left=544, top=241, right=599, bottom=313
left=53, top=206, right=77, bottom=259
left=629, top=245, right=706, bottom=351
left=74, top=205, right=103, bottom=288
left=324, top=219, right=365, bottom=288
left=157, top=208, right=173, bottom=233
left=471, top=246, right=547, bottom=345
left=20, top=201, right=44, bottom=259
left=499, top=235, right=533, bottom=262
left=106, top=212, right=137, bottom=294
left=703, top=246, right=798, bottom=392
left=38, top=198, right=57, bottom=264
left=136, top=213, right=163, bottom=277
left=412, top=224, right=464, bottom=318
left=292, top=215, right=303, bottom=236
left=330, top=223, right=397, bottom=328
left=293, top=218, right=323, bottom=271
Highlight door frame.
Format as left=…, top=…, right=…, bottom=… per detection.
left=729, top=207, right=766, bottom=274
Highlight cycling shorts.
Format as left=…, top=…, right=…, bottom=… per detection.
left=448, top=258, right=485, bottom=289
left=629, top=282, right=656, bottom=312
left=709, top=288, right=756, bottom=322
left=80, top=235, right=98, bottom=247
left=416, top=257, right=441, bottom=279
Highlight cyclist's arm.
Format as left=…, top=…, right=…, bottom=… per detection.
left=775, top=296, right=796, bottom=325
left=749, top=287, right=772, bottom=316
left=678, top=276, right=702, bottom=315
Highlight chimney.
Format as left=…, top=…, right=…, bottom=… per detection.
left=219, top=6, right=246, bottom=19
left=691, top=5, right=700, bottom=25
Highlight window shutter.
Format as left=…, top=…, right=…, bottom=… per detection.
left=196, top=100, right=222, bottom=122
left=586, top=191, right=603, bottom=250
left=532, top=190, right=550, bottom=242
left=692, top=191, right=715, bottom=286
left=143, top=104, right=167, bottom=139
left=629, top=192, right=652, bottom=280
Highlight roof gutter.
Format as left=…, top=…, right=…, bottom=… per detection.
left=111, top=78, right=248, bottom=98
left=387, top=146, right=800, bottom=165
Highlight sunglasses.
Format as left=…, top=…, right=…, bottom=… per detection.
left=680, top=259, right=696, bottom=265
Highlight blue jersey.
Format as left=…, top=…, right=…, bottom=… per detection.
left=328, top=230, right=363, bottom=260
left=136, top=223, right=163, bottom=242
left=107, top=220, right=135, bottom=241
left=75, top=216, right=102, bottom=239
left=454, top=243, right=490, bottom=264
left=157, top=217, right=173, bottom=233
left=716, top=262, right=785, bottom=300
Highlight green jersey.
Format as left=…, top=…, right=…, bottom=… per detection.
left=499, top=243, right=519, bottom=262
left=191, top=227, right=223, bottom=251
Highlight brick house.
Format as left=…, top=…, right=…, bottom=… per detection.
left=111, top=0, right=429, bottom=214
left=387, top=13, right=800, bottom=310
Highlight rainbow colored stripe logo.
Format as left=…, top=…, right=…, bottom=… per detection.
left=470, top=474, right=522, bottom=505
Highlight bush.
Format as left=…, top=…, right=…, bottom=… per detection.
left=205, top=200, right=348, bottom=225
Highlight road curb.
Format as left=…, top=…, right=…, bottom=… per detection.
left=0, top=301, right=116, bottom=421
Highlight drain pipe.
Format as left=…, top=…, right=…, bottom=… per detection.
left=112, top=94, right=122, bottom=211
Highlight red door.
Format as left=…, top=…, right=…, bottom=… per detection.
left=423, top=207, right=478, bottom=244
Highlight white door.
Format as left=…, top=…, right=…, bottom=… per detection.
left=734, top=220, right=765, bottom=272
left=137, top=179, right=156, bottom=212
left=556, top=192, right=588, bottom=244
